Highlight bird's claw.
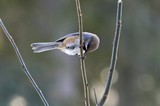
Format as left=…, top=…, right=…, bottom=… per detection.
left=79, top=55, right=86, bottom=59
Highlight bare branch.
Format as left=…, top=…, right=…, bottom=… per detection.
left=93, top=84, right=98, bottom=106
left=98, top=0, right=123, bottom=106
left=0, top=19, right=49, bottom=106
left=75, top=0, right=90, bottom=106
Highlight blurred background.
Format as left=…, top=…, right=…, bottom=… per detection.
left=0, top=0, right=160, bottom=106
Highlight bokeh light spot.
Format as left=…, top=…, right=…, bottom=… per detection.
left=100, top=67, right=119, bottom=85
left=154, top=89, right=160, bottom=105
left=90, top=81, right=119, bottom=106
left=9, top=95, right=27, bottom=106
left=136, top=73, right=155, bottom=92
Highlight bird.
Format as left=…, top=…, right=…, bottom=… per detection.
left=31, top=32, right=100, bottom=56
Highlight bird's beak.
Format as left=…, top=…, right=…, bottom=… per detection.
left=84, top=39, right=90, bottom=51
left=85, top=42, right=88, bottom=50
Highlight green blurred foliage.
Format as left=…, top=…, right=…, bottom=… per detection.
left=0, top=0, right=160, bottom=106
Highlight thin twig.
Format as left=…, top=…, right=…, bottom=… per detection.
left=0, top=19, right=49, bottom=106
left=75, top=0, right=90, bottom=106
left=98, top=0, right=123, bottom=106
left=93, top=84, right=98, bottom=106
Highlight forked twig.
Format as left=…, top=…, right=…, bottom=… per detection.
left=98, top=0, right=123, bottom=106
left=75, top=0, right=90, bottom=106
left=0, top=19, right=49, bottom=106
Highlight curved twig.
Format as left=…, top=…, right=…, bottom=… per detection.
left=98, top=0, right=123, bottom=105
left=0, top=19, right=49, bottom=106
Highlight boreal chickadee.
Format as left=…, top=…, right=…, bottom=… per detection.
left=31, top=32, right=100, bottom=55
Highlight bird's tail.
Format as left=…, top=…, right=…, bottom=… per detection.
left=31, top=42, right=61, bottom=53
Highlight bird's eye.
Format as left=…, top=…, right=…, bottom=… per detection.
left=67, top=45, right=75, bottom=49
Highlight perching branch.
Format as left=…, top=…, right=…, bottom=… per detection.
left=75, top=0, right=90, bottom=106
left=0, top=19, right=49, bottom=106
left=98, top=0, right=123, bottom=106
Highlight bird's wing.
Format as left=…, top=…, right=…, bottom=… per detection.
left=56, top=32, right=79, bottom=42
